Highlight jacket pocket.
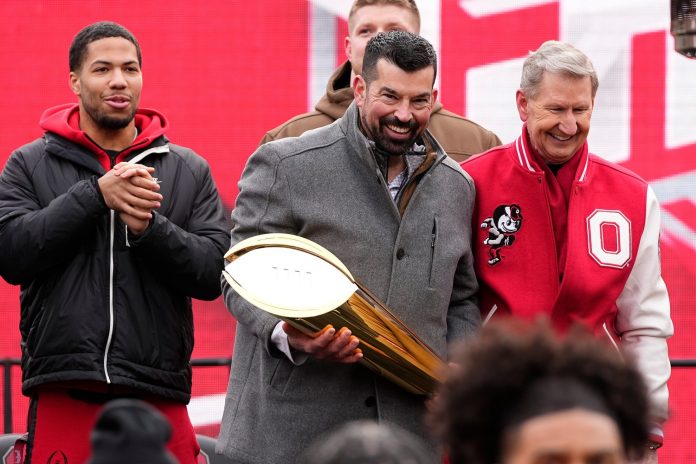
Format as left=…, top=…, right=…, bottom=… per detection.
left=269, top=357, right=295, bottom=394
left=25, top=303, right=48, bottom=357
left=602, top=322, right=622, bottom=356
left=482, top=304, right=498, bottom=326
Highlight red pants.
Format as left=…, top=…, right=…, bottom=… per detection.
left=23, top=389, right=199, bottom=464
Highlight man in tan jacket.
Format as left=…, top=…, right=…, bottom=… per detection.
left=260, top=0, right=501, bottom=161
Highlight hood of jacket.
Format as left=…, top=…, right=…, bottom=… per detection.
left=39, top=103, right=169, bottom=171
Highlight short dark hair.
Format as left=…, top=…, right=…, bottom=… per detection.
left=69, top=21, right=141, bottom=72
left=361, top=30, right=437, bottom=85
left=429, top=320, right=650, bottom=464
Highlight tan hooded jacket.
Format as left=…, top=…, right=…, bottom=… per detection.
left=260, top=61, right=501, bottom=162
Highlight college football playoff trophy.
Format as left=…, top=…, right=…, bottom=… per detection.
left=222, top=233, right=446, bottom=395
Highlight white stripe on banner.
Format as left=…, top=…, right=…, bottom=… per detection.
left=187, top=393, right=226, bottom=427
left=459, top=0, right=556, bottom=18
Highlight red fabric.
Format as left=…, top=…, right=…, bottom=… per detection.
left=26, top=389, right=199, bottom=464
left=525, top=126, right=583, bottom=279
left=462, top=132, right=648, bottom=332
left=7, top=435, right=27, bottom=464
left=38, top=103, right=168, bottom=171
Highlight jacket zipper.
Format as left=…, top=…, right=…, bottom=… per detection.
left=103, top=209, right=116, bottom=383
left=101, top=144, right=170, bottom=383
left=428, top=216, right=437, bottom=287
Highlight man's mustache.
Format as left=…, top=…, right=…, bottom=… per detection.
left=380, top=116, right=418, bottom=131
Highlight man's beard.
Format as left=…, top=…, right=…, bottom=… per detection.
left=364, top=114, right=420, bottom=155
left=84, top=103, right=137, bottom=130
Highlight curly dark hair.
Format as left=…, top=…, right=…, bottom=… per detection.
left=429, top=320, right=650, bottom=464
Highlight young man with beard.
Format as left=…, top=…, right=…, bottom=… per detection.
left=260, top=0, right=501, bottom=162
left=217, top=31, right=478, bottom=464
left=0, top=22, right=229, bottom=464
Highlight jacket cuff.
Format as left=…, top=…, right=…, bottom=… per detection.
left=125, top=211, right=158, bottom=245
left=271, top=321, right=308, bottom=365
left=90, top=176, right=107, bottom=208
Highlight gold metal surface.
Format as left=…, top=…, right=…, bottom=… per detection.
left=223, top=233, right=446, bottom=395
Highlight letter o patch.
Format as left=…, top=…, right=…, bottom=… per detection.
left=586, top=210, right=632, bottom=268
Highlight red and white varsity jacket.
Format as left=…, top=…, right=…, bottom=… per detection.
left=461, top=128, right=673, bottom=430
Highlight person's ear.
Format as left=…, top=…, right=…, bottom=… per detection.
left=69, top=72, right=81, bottom=96
left=516, top=89, right=528, bottom=122
left=354, top=76, right=367, bottom=107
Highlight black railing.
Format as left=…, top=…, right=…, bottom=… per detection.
left=191, top=357, right=233, bottom=368
left=668, top=359, right=696, bottom=367
left=0, top=357, right=232, bottom=434
left=0, top=358, right=18, bottom=434
left=1, top=356, right=695, bottom=434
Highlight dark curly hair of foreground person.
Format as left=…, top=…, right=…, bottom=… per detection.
left=429, top=320, right=650, bottom=464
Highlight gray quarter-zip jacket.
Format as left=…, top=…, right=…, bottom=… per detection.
left=217, top=101, right=479, bottom=463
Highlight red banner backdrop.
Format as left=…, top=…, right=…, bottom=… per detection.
left=0, top=1, right=694, bottom=461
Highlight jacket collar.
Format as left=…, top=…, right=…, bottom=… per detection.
left=514, top=124, right=591, bottom=182
left=340, top=101, right=373, bottom=165
left=40, top=103, right=169, bottom=172
left=339, top=101, right=446, bottom=175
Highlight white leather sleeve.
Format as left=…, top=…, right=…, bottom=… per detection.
left=615, top=186, right=673, bottom=423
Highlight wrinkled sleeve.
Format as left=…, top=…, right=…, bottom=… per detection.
left=0, top=149, right=106, bottom=284
left=222, top=144, right=299, bottom=355
left=446, top=174, right=481, bottom=348
left=126, top=155, right=230, bottom=300
left=615, top=186, right=673, bottom=427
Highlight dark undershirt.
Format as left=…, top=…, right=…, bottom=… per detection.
left=548, top=162, right=563, bottom=175
left=105, top=149, right=120, bottom=166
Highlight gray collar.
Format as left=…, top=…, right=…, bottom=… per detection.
left=339, top=101, right=444, bottom=176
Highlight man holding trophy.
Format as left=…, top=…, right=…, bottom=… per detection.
left=217, top=31, right=478, bottom=464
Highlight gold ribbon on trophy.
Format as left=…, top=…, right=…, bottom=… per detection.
left=222, top=233, right=446, bottom=395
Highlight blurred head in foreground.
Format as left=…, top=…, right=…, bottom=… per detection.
left=87, top=399, right=177, bottom=464
left=299, top=419, right=433, bottom=464
left=430, top=320, right=650, bottom=464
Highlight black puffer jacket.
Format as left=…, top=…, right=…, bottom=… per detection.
left=0, top=104, right=230, bottom=403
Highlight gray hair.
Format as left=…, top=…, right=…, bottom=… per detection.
left=298, top=420, right=433, bottom=464
left=521, top=40, right=598, bottom=99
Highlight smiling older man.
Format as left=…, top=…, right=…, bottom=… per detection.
left=461, top=40, right=673, bottom=463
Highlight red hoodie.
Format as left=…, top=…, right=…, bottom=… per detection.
left=39, top=103, right=169, bottom=171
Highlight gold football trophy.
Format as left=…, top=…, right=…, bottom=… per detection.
left=222, top=233, right=446, bottom=395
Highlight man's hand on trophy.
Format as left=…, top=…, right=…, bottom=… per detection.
left=283, top=323, right=363, bottom=363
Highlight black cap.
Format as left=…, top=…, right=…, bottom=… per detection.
left=86, top=399, right=178, bottom=464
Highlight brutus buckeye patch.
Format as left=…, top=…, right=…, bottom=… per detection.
left=481, top=204, right=523, bottom=266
